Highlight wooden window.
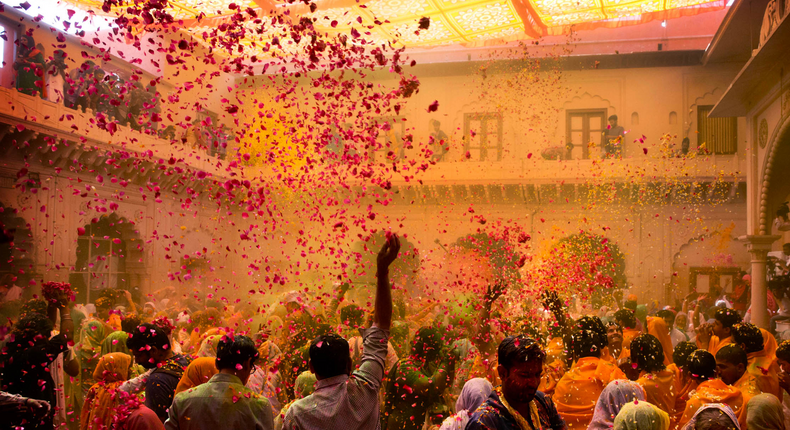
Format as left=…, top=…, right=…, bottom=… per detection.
left=463, top=113, right=503, bottom=161
left=69, top=217, right=131, bottom=303
left=566, top=109, right=606, bottom=159
left=697, top=105, right=737, bottom=154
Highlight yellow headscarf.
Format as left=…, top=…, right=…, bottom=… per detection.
left=175, top=357, right=218, bottom=395
left=80, top=352, right=131, bottom=430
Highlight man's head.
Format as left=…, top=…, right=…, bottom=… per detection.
left=20, top=299, right=48, bottom=317
left=497, top=335, right=545, bottom=405
left=630, top=334, right=666, bottom=373
left=340, top=305, right=365, bottom=330
left=608, top=115, right=618, bottom=127
left=571, top=329, right=604, bottom=360
left=687, top=350, right=717, bottom=381
left=614, top=309, right=637, bottom=329
left=575, top=316, right=608, bottom=349
left=309, top=333, right=351, bottom=380
left=657, top=310, right=676, bottom=330
left=216, top=334, right=259, bottom=385
left=776, top=340, right=790, bottom=372
left=713, top=308, right=741, bottom=339
left=715, top=344, right=748, bottom=386
left=693, top=407, right=739, bottom=430
left=675, top=313, right=688, bottom=330
left=606, top=321, right=623, bottom=347
left=121, top=313, right=142, bottom=334
left=783, top=243, right=790, bottom=256
left=410, top=327, right=442, bottom=362
left=732, top=323, right=763, bottom=354
left=94, top=296, right=115, bottom=320
left=431, top=119, right=441, bottom=131
left=681, top=137, right=690, bottom=153
left=673, top=341, right=698, bottom=370
left=126, top=323, right=172, bottom=369
left=13, top=312, right=54, bottom=342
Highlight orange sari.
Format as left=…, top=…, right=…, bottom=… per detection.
left=80, top=352, right=131, bottom=430
left=646, top=317, right=674, bottom=365
left=698, top=335, right=733, bottom=357
left=747, top=349, right=781, bottom=399
left=677, top=379, right=743, bottom=429
left=637, top=368, right=677, bottom=417
left=553, top=356, right=626, bottom=430
left=622, top=328, right=641, bottom=349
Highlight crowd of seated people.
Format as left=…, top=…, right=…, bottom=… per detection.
left=1, top=236, right=789, bottom=430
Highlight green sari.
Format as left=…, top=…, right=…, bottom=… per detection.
left=15, top=49, right=46, bottom=98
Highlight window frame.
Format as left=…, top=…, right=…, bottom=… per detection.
left=565, top=109, right=607, bottom=160
left=697, top=104, right=738, bottom=155
left=463, top=112, right=503, bottom=161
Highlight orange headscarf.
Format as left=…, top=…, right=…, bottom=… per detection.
left=175, top=357, right=218, bottom=395
left=646, top=317, right=674, bottom=365
left=80, top=352, right=131, bottom=430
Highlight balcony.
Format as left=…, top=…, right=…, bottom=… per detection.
left=0, top=87, right=227, bottom=180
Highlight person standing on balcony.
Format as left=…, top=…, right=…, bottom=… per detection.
left=14, top=35, right=46, bottom=99
left=45, top=50, right=68, bottom=104
left=602, top=115, right=624, bottom=159
left=430, top=119, right=449, bottom=162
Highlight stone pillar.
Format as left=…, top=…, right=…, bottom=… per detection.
left=739, top=235, right=781, bottom=329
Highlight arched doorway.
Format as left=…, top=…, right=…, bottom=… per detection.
left=670, top=231, right=750, bottom=302
left=761, top=115, right=790, bottom=236
left=69, top=213, right=145, bottom=304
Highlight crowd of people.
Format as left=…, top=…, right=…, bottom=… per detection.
left=2, top=235, right=790, bottom=430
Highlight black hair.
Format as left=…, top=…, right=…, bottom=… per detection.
left=608, top=115, right=618, bottom=121
left=777, top=340, right=790, bottom=363
left=673, top=341, right=698, bottom=368
left=572, top=329, right=603, bottom=359
left=13, top=312, right=54, bottom=342
left=657, top=310, right=676, bottom=326
left=20, top=299, right=48, bottom=317
left=715, top=344, right=748, bottom=368
left=339, top=305, right=365, bottom=329
left=693, top=407, right=738, bottom=429
left=309, top=333, right=350, bottom=378
left=687, top=349, right=716, bottom=380
left=498, top=335, right=545, bottom=369
left=121, top=313, right=142, bottom=334
left=410, top=327, right=442, bottom=361
left=630, top=334, right=666, bottom=373
left=216, top=334, right=259, bottom=371
left=95, top=296, right=115, bottom=311
left=614, top=309, right=637, bottom=329
left=623, top=300, right=637, bottom=311
left=732, top=323, right=763, bottom=354
left=606, top=321, right=622, bottom=331
left=575, top=316, right=609, bottom=348
left=714, top=308, right=741, bottom=329
left=126, top=323, right=170, bottom=352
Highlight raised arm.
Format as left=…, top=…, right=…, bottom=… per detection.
left=373, top=234, right=400, bottom=331
left=475, top=283, right=504, bottom=355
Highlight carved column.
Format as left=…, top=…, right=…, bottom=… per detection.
left=739, top=235, right=782, bottom=328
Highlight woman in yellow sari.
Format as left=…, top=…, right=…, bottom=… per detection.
left=174, top=357, right=218, bottom=395
left=79, top=352, right=131, bottom=430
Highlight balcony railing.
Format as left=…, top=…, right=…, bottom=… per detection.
left=0, top=87, right=226, bottom=179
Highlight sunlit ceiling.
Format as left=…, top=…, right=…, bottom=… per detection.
left=62, top=0, right=727, bottom=49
